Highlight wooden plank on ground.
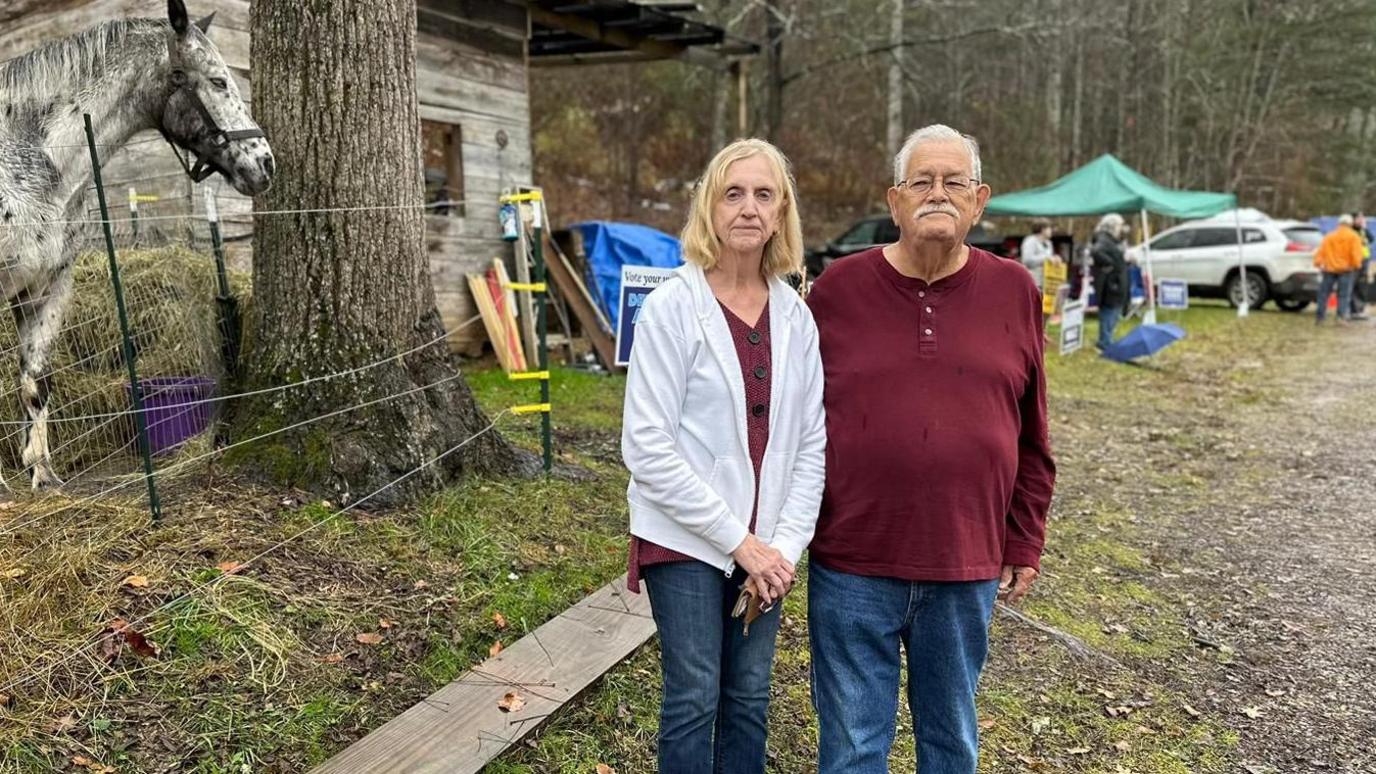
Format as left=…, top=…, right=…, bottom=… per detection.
left=543, top=230, right=620, bottom=372
left=311, top=575, right=655, bottom=774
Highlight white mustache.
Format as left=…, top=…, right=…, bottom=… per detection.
left=917, top=206, right=959, bottom=218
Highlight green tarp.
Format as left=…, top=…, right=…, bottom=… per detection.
left=984, top=154, right=1236, bottom=219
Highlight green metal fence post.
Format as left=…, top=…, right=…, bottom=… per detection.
left=203, top=188, right=241, bottom=377
left=531, top=195, right=551, bottom=473
left=84, top=114, right=161, bottom=522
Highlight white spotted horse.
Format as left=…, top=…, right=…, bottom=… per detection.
left=0, top=0, right=273, bottom=489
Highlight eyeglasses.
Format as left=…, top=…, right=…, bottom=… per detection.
left=895, top=175, right=980, bottom=196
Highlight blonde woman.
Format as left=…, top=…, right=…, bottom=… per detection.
left=621, top=139, right=826, bottom=773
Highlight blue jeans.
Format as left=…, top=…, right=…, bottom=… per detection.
left=808, top=561, right=1000, bottom=774
left=1097, top=304, right=1123, bottom=349
left=644, top=561, right=783, bottom=774
left=1317, top=271, right=1356, bottom=321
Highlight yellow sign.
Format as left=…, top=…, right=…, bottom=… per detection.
left=1042, top=261, right=1068, bottom=315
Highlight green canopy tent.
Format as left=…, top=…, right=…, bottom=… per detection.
left=985, top=154, right=1245, bottom=321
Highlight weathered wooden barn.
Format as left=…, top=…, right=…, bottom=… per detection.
left=0, top=0, right=747, bottom=353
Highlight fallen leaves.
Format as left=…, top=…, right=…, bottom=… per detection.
left=1241, top=706, right=1264, bottom=719
left=0, top=693, right=10, bottom=708
left=99, top=619, right=160, bottom=662
left=492, top=612, right=509, bottom=630
left=121, top=574, right=150, bottom=588
left=497, top=691, right=526, bottom=713
left=71, top=756, right=115, bottom=773
left=596, top=765, right=616, bottom=774
left=316, top=652, right=345, bottom=664
left=2, top=567, right=26, bottom=579
left=355, top=632, right=384, bottom=646
left=489, top=641, right=504, bottom=657
left=215, top=561, right=241, bottom=575
left=1182, top=702, right=1202, bottom=718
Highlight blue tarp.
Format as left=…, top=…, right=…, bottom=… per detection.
left=575, top=221, right=683, bottom=329
left=1310, top=215, right=1376, bottom=242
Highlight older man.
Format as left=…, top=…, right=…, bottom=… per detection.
left=805, top=125, right=1056, bottom=774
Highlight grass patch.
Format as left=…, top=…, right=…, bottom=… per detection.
left=0, top=364, right=632, bottom=772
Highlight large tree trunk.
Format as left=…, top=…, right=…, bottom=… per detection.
left=243, top=0, right=532, bottom=505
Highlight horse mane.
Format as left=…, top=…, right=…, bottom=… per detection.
left=0, top=18, right=165, bottom=97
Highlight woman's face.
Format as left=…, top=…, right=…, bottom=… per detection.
left=712, top=154, right=782, bottom=260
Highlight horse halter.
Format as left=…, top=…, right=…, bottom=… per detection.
left=161, top=68, right=266, bottom=183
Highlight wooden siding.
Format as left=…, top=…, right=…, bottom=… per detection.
left=0, top=0, right=534, bottom=352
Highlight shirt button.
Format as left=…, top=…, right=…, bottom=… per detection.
left=924, top=328, right=933, bottom=336
left=753, top=365, right=767, bottom=379
left=918, top=291, right=926, bottom=298
left=752, top=403, right=766, bottom=417
left=748, top=331, right=761, bottom=345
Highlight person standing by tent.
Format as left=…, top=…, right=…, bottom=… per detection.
left=1348, top=212, right=1371, bottom=321
left=806, top=124, right=1055, bottom=774
left=1090, top=213, right=1131, bottom=349
left=1020, top=219, right=1059, bottom=289
left=1314, top=213, right=1364, bottom=325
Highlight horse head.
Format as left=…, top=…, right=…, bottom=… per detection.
left=158, top=0, right=274, bottom=196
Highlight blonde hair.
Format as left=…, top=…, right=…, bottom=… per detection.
left=680, top=139, right=804, bottom=277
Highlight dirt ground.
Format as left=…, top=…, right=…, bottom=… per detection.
left=1116, top=325, right=1376, bottom=773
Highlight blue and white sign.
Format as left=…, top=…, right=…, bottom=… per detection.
left=615, top=265, right=677, bottom=366
left=1158, top=278, right=1189, bottom=310
left=1059, top=300, right=1086, bottom=356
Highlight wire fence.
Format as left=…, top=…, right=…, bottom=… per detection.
left=0, top=116, right=551, bottom=767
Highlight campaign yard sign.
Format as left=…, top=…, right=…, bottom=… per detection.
left=1158, top=278, right=1189, bottom=310
left=615, top=265, right=677, bottom=366
left=1059, top=300, right=1086, bottom=356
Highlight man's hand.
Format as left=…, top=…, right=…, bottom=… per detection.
left=998, top=565, right=1039, bottom=605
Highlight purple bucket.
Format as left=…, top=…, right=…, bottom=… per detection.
left=125, top=376, right=217, bottom=455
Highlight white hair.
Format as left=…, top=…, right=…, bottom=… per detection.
left=1339, top=213, right=1354, bottom=226
left=893, top=124, right=983, bottom=185
left=1095, top=213, right=1126, bottom=233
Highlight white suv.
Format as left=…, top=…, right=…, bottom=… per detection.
left=1125, top=212, right=1321, bottom=311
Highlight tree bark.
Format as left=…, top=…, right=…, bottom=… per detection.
left=765, top=0, right=785, bottom=141
left=243, top=0, right=533, bottom=505
left=886, top=0, right=904, bottom=159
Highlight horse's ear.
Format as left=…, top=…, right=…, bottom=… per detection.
left=195, top=12, right=215, bottom=34
left=168, top=0, right=190, bottom=36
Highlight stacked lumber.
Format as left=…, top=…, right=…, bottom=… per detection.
left=466, top=260, right=527, bottom=373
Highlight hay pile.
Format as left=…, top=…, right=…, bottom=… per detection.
left=0, top=246, right=248, bottom=480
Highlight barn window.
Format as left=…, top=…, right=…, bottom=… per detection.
left=421, top=119, right=464, bottom=217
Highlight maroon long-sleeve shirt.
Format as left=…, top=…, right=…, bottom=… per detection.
left=806, top=246, right=1055, bottom=581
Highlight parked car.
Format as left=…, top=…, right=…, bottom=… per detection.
left=805, top=215, right=1006, bottom=278
left=1124, top=214, right=1321, bottom=311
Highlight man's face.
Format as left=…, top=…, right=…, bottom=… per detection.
left=886, top=139, right=991, bottom=250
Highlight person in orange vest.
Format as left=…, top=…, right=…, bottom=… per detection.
left=1314, top=213, right=1365, bottom=325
